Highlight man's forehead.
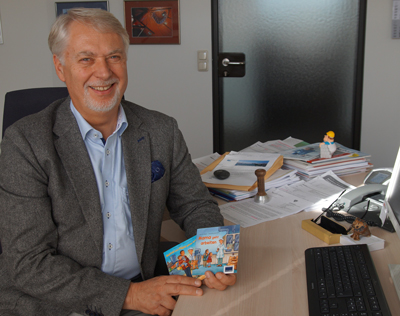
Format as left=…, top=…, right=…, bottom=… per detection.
left=75, top=48, right=124, bottom=56
left=67, top=22, right=124, bottom=51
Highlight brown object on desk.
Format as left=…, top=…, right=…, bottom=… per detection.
left=254, top=169, right=270, bottom=203
left=350, top=217, right=371, bottom=240
left=255, top=169, right=267, bottom=197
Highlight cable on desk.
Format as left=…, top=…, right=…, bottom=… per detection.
left=324, top=200, right=380, bottom=228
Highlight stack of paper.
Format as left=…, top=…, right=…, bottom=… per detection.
left=279, top=143, right=372, bottom=180
left=193, top=151, right=300, bottom=201
left=193, top=137, right=372, bottom=203
left=200, top=151, right=284, bottom=191
left=220, top=170, right=354, bottom=227
left=240, top=137, right=308, bottom=154
left=208, top=169, right=300, bottom=201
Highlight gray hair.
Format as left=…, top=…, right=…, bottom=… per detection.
left=48, top=8, right=129, bottom=63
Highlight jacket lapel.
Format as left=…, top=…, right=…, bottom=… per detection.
left=121, top=102, right=151, bottom=263
left=52, top=98, right=104, bottom=253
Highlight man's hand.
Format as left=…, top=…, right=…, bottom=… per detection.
left=202, top=271, right=237, bottom=291
left=122, top=275, right=202, bottom=316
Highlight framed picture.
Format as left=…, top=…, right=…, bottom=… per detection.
left=55, top=1, right=109, bottom=17
left=124, top=0, right=180, bottom=44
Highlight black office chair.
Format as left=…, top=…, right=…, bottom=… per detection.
left=2, top=87, right=69, bottom=138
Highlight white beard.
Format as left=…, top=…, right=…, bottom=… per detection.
left=84, top=80, right=121, bottom=113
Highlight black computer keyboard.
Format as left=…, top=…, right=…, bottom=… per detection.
left=305, top=244, right=392, bottom=316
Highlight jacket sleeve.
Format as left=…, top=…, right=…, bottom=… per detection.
left=165, top=118, right=224, bottom=237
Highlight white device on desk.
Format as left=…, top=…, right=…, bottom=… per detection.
left=364, top=168, right=393, bottom=185
left=334, top=168, right=394, bottom=231
left=337, top=183, right=387, bottom=212
left=337, top=168, right=393, bottom=212
left=380, top=146, right=400, bottom=301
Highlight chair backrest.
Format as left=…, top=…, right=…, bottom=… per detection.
left=2, top=87, right=69, bottom=138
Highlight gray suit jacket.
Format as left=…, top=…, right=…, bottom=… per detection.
left=0, top=98, right=223, bottom=316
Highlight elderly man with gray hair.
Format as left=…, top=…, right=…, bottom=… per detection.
left=0, top=8, right=235, bottom=316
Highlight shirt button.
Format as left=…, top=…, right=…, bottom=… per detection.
left=106, top=212, right=111, bottom=219
left=94, top=133, right=98, bottom=138
left=105, top=180, right=109, bottom=187
left=108, top=243, right=113, bottom=250
left=106, top=149, right=111, bottom=155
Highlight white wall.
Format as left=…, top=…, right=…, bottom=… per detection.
left=361, top=0, right=400, bottom=168
left=0, top=0, right=213, bottom=159
left=0, top=0, right=399, bottom=167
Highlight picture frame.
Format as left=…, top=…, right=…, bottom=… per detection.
left=124, top=0, right=180, bottom=44
left=55, top=1, right=109, bottom=17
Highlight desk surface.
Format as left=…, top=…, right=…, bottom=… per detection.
left=162, top=172, right=400, bottom=315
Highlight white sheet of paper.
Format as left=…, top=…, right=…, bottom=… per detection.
left=220, top=189, right=310, bottom=228
left=219, top=171, right=354, bottom=227
left=201, top=151, right=281, bottom=186
left=241, top=140, right=296, bottom=153
left=192, top=152, right=221, bottom=172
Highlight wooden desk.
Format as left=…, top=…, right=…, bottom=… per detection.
left=161, top=172, right=400, bottom=315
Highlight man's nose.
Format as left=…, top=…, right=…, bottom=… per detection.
left=94, top=58, right=112, bottom=79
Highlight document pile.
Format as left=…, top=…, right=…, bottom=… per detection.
left=193, top=151, right=300, bottom=201
left=220, top=170, right=354, bottom=227
left=239, top=137, right=372, bottom=180
left=280, top=143, right=372, bottom=180
left=207, top=168, right=299, bottom=201
left=193, top=137, right=371, bottom=201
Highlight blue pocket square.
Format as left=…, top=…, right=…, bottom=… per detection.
left=151, top=160, right=165, bottom=183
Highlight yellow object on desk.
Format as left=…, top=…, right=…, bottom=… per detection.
left=301, top=218, right=342, bottom=245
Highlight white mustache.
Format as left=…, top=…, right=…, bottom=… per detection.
left=85, top=79, right=119, bottom=89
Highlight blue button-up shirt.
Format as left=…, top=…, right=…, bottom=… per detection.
left=71, top=102, right=141, bottom=279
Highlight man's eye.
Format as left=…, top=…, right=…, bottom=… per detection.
left=80, top=58, right=92, bottom=62
left=109, top=55, right=121, bottom=61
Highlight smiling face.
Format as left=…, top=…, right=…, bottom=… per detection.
left=53, top=21, right=128, bottom=117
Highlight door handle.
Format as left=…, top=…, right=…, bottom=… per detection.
left=218, top=53, right=246, bottom=77
left=222, top=58, right=245, bottom=67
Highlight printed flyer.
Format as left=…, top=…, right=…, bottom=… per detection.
left=164, top=225, right=240, bottom=279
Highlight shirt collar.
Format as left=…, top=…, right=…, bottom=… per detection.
left=70, top=100, right=128, bottom=140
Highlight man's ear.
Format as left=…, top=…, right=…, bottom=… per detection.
left=53, top=54, right=66, bottom=82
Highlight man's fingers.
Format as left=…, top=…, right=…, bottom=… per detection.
left=216, top=272, right=237, bottom=286
left=164, top=274, right=202, bottom=287
left=123, top=275, right=205, bottom=314
left=203, top=271, right=237, bottom=291
left=164, top=281, right=203, bottom=296
left=159, top=295, right=178, bottom=313
left=154, top=304, right=173, bottom=316
left=161, top=275, right=203, bottom=296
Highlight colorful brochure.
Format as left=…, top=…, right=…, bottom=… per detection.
left=163, top=225, right=240, bottom=279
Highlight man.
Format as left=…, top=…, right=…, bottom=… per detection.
left=319, top=130, right=337, bottom=158
left=216, top=239, right=226, bottom=267
left=187, top=248, right=198, bottom=270
left=178, top=251, right=192, bottom=277
left=0, top=8, right=235, bottom=316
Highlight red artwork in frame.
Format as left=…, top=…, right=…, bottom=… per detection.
left=124, top=0, right=180, bottom=44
